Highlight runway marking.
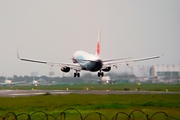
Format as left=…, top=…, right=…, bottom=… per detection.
left=50, top=92, right=70, bottom=94
left=8, top=93, right=45, bottom=96
left=8, top=92, right=71, bottom=96
left=0, top=90, right=179, bottom=97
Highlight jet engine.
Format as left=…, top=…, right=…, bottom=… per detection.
left=102, top=67, right=111, bottom=72
left=61, top=67, right=70, bottom=72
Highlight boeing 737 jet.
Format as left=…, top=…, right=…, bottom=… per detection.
left=17, top=29, right=161, bottom=77
left=31, top=79, right=40, bottom=86
left=0, top=77, right=24, bottom=86
left=98, top=76, right=116, bottom=84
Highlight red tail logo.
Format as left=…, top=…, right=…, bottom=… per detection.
left=97, top=42, right=100, bottom=55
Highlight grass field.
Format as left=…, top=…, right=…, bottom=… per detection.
left=0, top=83, right=180, bottom=119
left=0, top=94, right=179, bottom=119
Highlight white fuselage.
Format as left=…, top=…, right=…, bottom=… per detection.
left=5, top=80, right=12, bottom=84
left=101, top=76, right=111, bottom=83
left=98, top=76, right=115, bottom=84
left=101, top=76, right=111, bottom=81
left=31, top=80, right=39, bottom=86
left=33, top=80, right=38, bottom=84
left=3, top=80, right=13, bottom=86
left=72, top=51, right=103, bottom=72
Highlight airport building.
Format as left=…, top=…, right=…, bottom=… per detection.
left=149, top=65, right=180, bottom=77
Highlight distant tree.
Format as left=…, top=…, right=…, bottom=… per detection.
left=13, top=75, right=18, bottom=79
left=40, top=75, right=49, bottom=81
left=0, top=76, right=5, bottom=81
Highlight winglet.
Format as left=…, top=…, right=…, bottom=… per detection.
left=158, top=53, right=164, bottom=58
left=5, top=76, right=8, bottom=81
left=161, top=52, right=165, bottom=57
left=17, top=49, right=21, bottom=60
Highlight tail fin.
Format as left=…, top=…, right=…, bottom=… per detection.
left=5, top=77, right=7, bottom=81
left=96, top=28, right=101, bottom=58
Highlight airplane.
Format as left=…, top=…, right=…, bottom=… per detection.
left=31, top=79, right=40, bottom=86
left=98, top=76, right=116, bottom=84
left=0, top=77, right=24, bottom=86
left=28, top=76, right=40, bottom=86
left=17, top=28, right=161, bottom=77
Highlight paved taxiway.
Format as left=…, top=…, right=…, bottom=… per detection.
left=0, top=90, right=180, bottom=97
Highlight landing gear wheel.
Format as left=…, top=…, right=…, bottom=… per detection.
left=101, top=72, right=104, bottom=77
left=77, top=73, right=80, bottom=77
left=74, top=73, right=76, bottom=77
left=98, top=72, right=104, bottom=77
left=74, top=72, right=80, bottom=77
left=98, top=72, right=100, bottom=77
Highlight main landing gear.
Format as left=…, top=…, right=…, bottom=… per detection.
left=98, top=70, right=104, bottom=77
left=74, top=71, right=80, bottom=77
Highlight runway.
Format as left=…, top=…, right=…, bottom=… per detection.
left=0, top=90, right=180, bottom=97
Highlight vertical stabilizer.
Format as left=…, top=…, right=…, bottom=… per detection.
left=5, top=77, right=7, bottom=82
left=96, top=28, right=101, bottom=58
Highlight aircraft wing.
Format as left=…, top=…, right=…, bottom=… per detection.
left=102, top=55, right=161, bottom=68
left=102, top=57, right=131, bottom=62
left=0, top=81, right=26, bottom=85
left=17, top=51, right=82, bottom=71
left=0, top=82, right=6, bottom=85
left=11, top=81, right=27, bottom=84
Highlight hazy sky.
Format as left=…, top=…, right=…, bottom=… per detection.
left=0, top=0, right=180, bottom=77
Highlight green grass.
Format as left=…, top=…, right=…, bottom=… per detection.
left=1, top=83, right=180, bottom=92
left=0, top=83, right=180, bottom=119
left=0, top=94, right=179, bottom=119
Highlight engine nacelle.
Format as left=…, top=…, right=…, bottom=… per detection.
left=102, top=67, right=111, bottom=72
left=61, top=67, right=70, bottom=73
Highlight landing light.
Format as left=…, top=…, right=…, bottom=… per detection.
left=137, top=83, right=141, bottom=85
